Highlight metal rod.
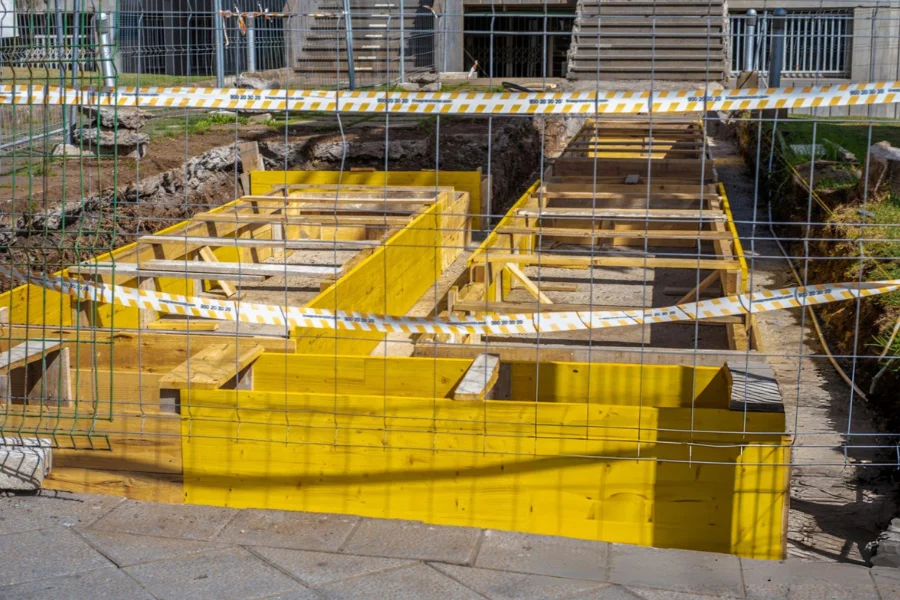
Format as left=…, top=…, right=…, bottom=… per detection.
left=246, top=16, right=257, bottom=72
left=96, top=12, right=116, bottom=89
left=768, top=8, right=786, bottom=87
left=744, top=10, right=757, bottom=72
left=400, top=0, right=406, bottom=82
left=213, top=0, right=225, bottom=87
left=342, top=0, right=357, bottom=90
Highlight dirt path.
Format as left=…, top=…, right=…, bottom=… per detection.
left=711, top=133, right=898, bottom=564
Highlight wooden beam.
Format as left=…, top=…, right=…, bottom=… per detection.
left=0, top=340, right=62, bottom=372
left=139, top=235, right=379, bottom=250
left=505, top=264, right=553, bottom=304
left=452, top=301, right=742, bottom=323
left=160, top=343, right=264, bottom=391
left=75, top=260, right=341, bottom=279
left=453, top=353, right=500, bottom=401
left=198, top=246, right=236, bottom=297
left=516, top=208, right=727, bottom=222
left=469, top=253, right=742, bottom=271
left=497, top=227, right=732, bottom=242
left=147, top=319, right=221, bottom=332
left=69, top=265, right=266, bottom=283
left=674, top=271, right=721, bottom=305
left=195, top=213, right=410, bottom=227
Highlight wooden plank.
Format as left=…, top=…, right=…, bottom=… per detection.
left=516, top=208, right=727, bottom=222
left=505, top=264, right=553, bottom=304
left=469, top=253, right=742, bottom=271
left=453, top=354, right=500, bottom=401
left=147, top=319, right=221, bottom=332
left=139, top=235, right=380, bottom=250
left=452, top=301, right=742, bottom=323
left=76, top=260, right=340, bottom=279
left=196, top=213, right=411, bottom=227
left=69, top=265, right=266, bottom=283
left=0, top=339, right=62, bottom=372
left=674, top=271, right=721, bottom=305
left=198, top=246, right=236, bottom=297
left=498, top=227, right=732, bottom=241
left=160, top=343, right=265, bottom=391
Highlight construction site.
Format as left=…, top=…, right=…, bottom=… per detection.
left=1, top=2, right=900, bottom=598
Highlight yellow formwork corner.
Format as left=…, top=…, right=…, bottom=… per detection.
left=180, top=354, right=789, bottom=560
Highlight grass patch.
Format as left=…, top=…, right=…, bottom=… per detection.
left=0, top=67, right=215, bottom=88
left=780, top=115, right=900, bottom=161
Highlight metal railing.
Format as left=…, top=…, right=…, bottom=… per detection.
left=730, top=10, right=852, bottom=78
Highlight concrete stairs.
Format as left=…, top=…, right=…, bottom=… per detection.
left=567, top=0, right=728, bottom=82
left=292, top=0, right=433, bottom=87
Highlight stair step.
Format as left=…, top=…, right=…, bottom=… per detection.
left=575, top=42, right=723, bottom=50
left=569, top=71, right=723, bottom=81
left=579, top=5, right=725, bottom=15
left=569, top=63, right=723, bottom=72
left=573, top=53, right=725, bottom=61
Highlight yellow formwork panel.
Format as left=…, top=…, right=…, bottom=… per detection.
left=181, top=355, right=789, bottom=560
left=250, top=170, right=484, bottom=227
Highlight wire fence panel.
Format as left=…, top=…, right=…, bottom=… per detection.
left=3, top=0, right=900, bottom=567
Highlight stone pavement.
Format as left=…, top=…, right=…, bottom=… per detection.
left=0, top=490, right=897, bottom=600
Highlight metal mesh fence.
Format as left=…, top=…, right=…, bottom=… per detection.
left=2, top=0, right=900, bottom=565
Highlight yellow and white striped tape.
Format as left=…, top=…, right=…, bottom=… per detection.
left=2, top=81, right=900, bottom=115
left=4, top=266, right=898, bottom=335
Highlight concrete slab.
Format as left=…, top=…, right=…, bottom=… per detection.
left=78, top=528, right=229, bottom=567
left=871, top=566, right=900, bottom=599
left=607, top=544, right=743, bottom=597
left=0, top=439, right=52, bottom=491
left=432, top=562, right=606, bottom=600
left=89, top=498, right=236, bottom=541
left=741, top=558, right=880, bottom=599
left=474, top=530, right=609, bottom=582
left=625, top=587, right=741, bottom=600
left=0, top=567, right=153, bottom=600
left=217, top=508, right=358, bottom=551
left=342, top=518, right=481, bottom=565
left=317, top=562, right=483, bottom=600
left=0, top=528, right=112, bottom=587
left=0, top=491, right=122, bottom=535
left=253, top=546, right=414, bottom=587
left=124, top=546, right=314, bottom=600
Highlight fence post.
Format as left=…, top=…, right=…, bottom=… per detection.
left=744, top=9, right=757, bottom=72
left=213, top=0, right=226, bottom=86
left=246, top=16, right=257, bottom=72
left=768, top=8, right=786, bottom=87
left=342, top=0, right=357, bottom=90
left=96, top=12, right=116, bottom=89
left=399, top=0, right=405, bottom=82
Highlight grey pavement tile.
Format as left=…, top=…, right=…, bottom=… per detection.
left=78, top=528, right=229, bottom=567
left=124, top=546, right=314, bottom=600
left=562, top=586, right=646, bottom=600
left=474, top=530, right=609, bottom=582
left=89, top=498, right=236, bottom=541
left=218, top=508, right=358, bottom=551
left=627, top=587, right=742, bottom=600
left=0, top=527, right=113, bottom=586
left=432, top=562, right=605, bottom=600
left=253, top=546, right=414, bottom=587
left=0, top=491, right=123, bottom=535
left=741, top=558, right=880, bottom=600
left=317, top=562, right=483, bottom=600
left=871, top=567, right=900, bottom=599
left=0, top=566, right=153, bottom=600
left=607, top=544, right=743, bottom=597
left=341, top=518, right=481, bottom=565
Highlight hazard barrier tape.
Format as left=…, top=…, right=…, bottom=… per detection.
left=3, top=266, right=898, bottom=336
left=2, top=81, right=900, bottom=116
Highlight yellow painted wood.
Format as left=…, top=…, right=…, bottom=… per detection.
left=250, top=171, right=484, bottom=228
left=181, top=386, right=788, bottom=559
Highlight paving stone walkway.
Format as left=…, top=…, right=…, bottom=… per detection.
left=0, top=490, right=897, bottom=599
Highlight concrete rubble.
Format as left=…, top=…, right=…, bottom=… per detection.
left=0, top=437, right=52, bottom=491
left=868, top=518, right=900, bottom=568
left=75, top=106, right=151, bottom=158
left=857, top=141, right=900, bottom=199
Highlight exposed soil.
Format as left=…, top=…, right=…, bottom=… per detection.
left=0, top=114, right=544, bottom=293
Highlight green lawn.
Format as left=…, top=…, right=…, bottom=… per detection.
left=780, top=115, right=900, bottom=161
left=1, top=67, right=215, bottom=88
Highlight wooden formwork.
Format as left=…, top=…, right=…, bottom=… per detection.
left=415, top=119, right=756, bottom=362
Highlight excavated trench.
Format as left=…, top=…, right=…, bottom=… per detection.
left=0, top=115, right=547, bottom=292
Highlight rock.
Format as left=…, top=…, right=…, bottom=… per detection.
left=80, top=105, right=149, bottom=130
left=856, top=141, right=900, bottom=200
left=75, top=127, right=149, bottom=159
left=233, top=73, right=275, bottom=90
left=50, top=143, right=87, bottom=157
left=399, top=81, right=441, bottom=92
left=0, top=438, right=52, bottom=491
left=248, top=113, right=273, bottom=123
left=209, top=110, right=238, bottom=118
left=407, top=71, right=438, bottom=85
left=868, top=518, right=900, bottom=567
